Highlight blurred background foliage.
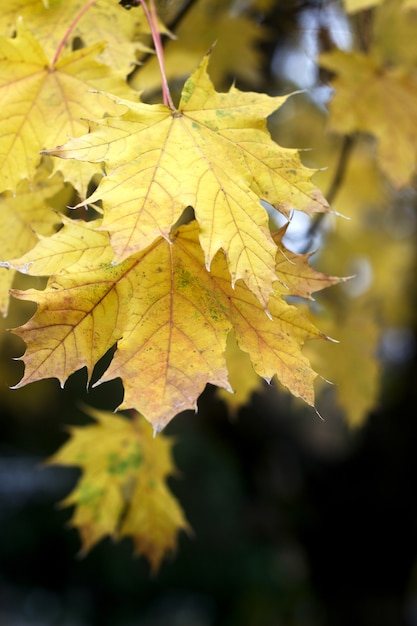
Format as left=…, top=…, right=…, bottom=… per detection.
left=1, top=0, right=417, bottom=624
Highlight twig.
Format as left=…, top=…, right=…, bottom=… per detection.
left=165, top=0, right=199, bottom=34
left=130, top=0, right=199, bottom=77
left=138, top=0, right=175, bottom=110
left=302, top=135, right=354, bottom=251
left=326, top=134, right=354, bottom=205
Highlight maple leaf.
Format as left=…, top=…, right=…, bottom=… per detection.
left=0, top=21, right=136, bottom=193
left=45, top=54, right=329, bottom=309
left=48, top=407, right=190, bottom=572
left=1, top=0, right=156, bottom=75
left=320, top=48, right=417, bottom=187
left=10, top=220, right=338, bottom=431
left=10, top=223, right=231, bottom=430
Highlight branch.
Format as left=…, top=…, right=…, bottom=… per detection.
left=302, top=134, right=354, bottom=252
left=325, top=135, right=354, bottom=205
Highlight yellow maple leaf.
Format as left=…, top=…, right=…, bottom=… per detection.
left=10, top=223, right=231, bottom=430
left=0, top=21, right=136, bottom=193
left=320, top=48, right=417, bottom=187
left=1, top=0, right=155, bottom=75
left=10, top=220, right=337, bottom=431
left=48, top=407, right=190, bottom=572
left=45, top=54, right=329, bottom=309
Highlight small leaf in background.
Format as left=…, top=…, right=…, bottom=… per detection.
left=320, top=48, right=417, bottom=187
left=48, top=407, right=190, bottom=573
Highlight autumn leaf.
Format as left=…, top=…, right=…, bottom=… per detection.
left=0, top=21, right=136, bottom=193
left=48, top=407, right=190, bottom=572
left=10, top=220, right=338, bottom=431
left=45, top=54, right=329, bottom=309
left=10, top=222, right=231, bottom=431
left=320, top=48, right=417, bottom=187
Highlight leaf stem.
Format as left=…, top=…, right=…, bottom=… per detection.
left=133, top=0, right=197, bottom=80
left=51, top=0, right=100, bottom=69
left=138, top=0, right=176, bottom=110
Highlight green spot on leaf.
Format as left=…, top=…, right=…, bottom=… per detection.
left=106, top=444, right=143, bottom=476
left=78, top=483, right=105, bottom=505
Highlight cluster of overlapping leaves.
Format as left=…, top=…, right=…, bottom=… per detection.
left=4, top=0, right=415, bottom=569
left=0, top=0, right=338, bottom=567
